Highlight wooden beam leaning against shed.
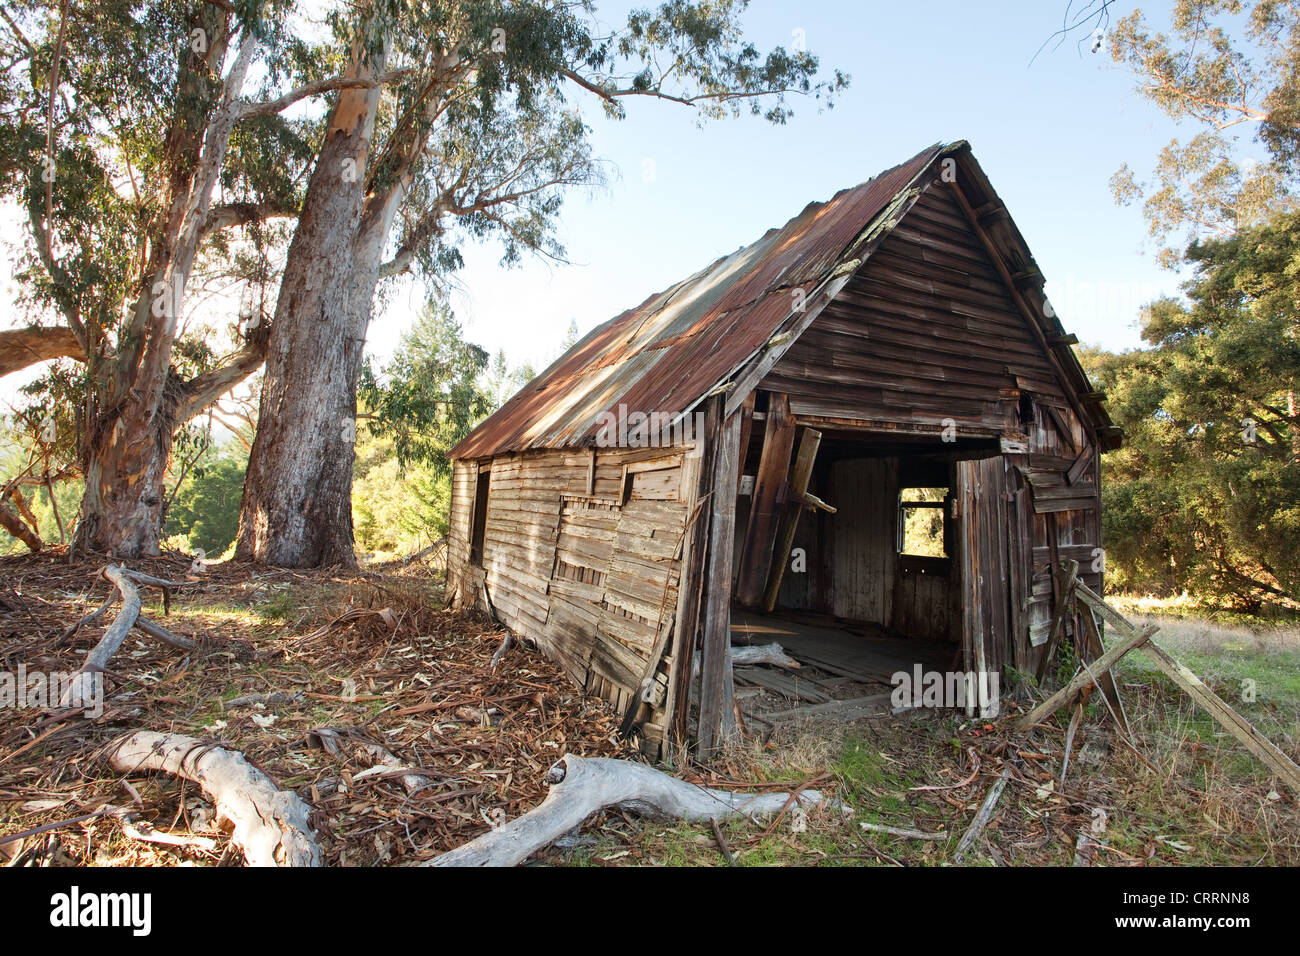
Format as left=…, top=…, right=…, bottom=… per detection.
left=734, top=393, right=796, bottom=608
left=762, top=427, right=824, bottom=612
left=735, top=391, right=757, bottom=493
left=697, top=404, right=744, bottom=755
left=664, top=397, right=722, bottom=756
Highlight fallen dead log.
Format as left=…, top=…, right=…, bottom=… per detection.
left=108, top=731, right=320, bottom=866
left=425, top=754, right=837, bottom=867
left=62, top=565, right=141, bottom=708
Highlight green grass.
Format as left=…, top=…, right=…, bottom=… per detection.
left=553, top=609, right=1300, bottom=867
left=255, top=590, right=298, bottom=623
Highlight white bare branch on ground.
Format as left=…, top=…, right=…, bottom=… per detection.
left=108, top=731, right=320, bottom=867
left=425, top=753, right=838, bottom=867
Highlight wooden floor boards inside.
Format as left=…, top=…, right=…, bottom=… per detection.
left=730, top=609, right=958, bottom=727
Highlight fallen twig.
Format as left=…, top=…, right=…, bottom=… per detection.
left=859, top=822, right=949, bottom=841
left=953, top=768, right=1011, bottom=864
left=711, top=817, right=737, bottom=865
left=121, top=817, right=219, bottom=852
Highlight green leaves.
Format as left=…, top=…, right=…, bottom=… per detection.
left=1083, top=211, right=1300, bottom=609
left=358, top=298, right=492, bottom=472
left=1108, top=1, right=1300, bottom=261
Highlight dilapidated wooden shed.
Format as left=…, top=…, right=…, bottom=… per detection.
left=446, top=141, right=1121, bottom=757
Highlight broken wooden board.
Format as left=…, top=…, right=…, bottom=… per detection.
left=762, top=426, right=824, bottom=612
left=754, top=693, right=894, bottom=724
left=732, top=666, right=831, bottom=703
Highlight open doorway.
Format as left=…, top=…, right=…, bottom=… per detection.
left=728, top=420, right=989, bottom=728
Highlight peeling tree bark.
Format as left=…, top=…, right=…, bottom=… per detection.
left=0, top=325, right=85, bottom=378
left=108, top=731, right=320, bottom=867
left=233, top=34, right=385, bottom=569
left=425, top=754, right=836, bottom=867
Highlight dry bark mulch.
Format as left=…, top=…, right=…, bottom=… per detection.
left=0, top=547, right=633, bottom=866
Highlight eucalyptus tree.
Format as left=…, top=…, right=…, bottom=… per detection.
left=0, top=0, right=313, bottom=554
left=1100, top=1, right=1300, bottom=263
left=234, top=0, right=848, bottom=567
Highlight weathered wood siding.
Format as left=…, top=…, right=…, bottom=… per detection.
left=445, top=445, right=696, bottom=738
left=953, top=397, right=1103, bottom=679
left=827, top=458, right=897, bottom=624
left=759, top=181, right=1063, bottom=434
left=446, top=459, right=477, bottom=605
left=957, top=457, right=1013, bottom=679
left=892, top=559, right=955, bottom=643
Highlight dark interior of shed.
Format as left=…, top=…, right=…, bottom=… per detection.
left=728, top=412, right=999, bottom=725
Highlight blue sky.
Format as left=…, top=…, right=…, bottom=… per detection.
left=381, top=0, right=1203, bottom=377
left=0, top=1, right=1229, bottom=405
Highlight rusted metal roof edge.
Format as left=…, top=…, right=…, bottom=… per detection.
left=449, top=145, right=949, bottom=460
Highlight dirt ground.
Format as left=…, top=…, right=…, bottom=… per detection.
left=0, top=548, right=634, bottom=866
left=2, top=549, right=1297, bottom=867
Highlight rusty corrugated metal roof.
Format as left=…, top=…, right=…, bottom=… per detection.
left=451, top=143, right=948, bottom=460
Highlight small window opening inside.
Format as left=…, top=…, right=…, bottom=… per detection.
left=899, top=486, right=948, bottom=558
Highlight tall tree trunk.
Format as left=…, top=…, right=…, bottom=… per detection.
left=78, top=393, right=181, bottom=557
left=73, top=17, right=253, bottom=557
left=234, top=42, right=384, bottom=568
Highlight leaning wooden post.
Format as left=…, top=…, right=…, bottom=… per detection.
left=697, top=405, right=743, bottom=755
left=762, top=427, right=824, bottom=612
left=1138, top=640, right=1300, bottom=795
left=664, top=398, right=721, bottom=756
left=1018, top=623, right=1157, bottom=729
left=734, top=392, right=796, bottom=607
left=1035, top=558, right=1078, bottom=684
left=1024, top=579, right=1300, bottom=796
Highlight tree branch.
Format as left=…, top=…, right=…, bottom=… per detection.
left=0, top=324, right=86, bottom=377
left=560, top=69, right=808, bottom=108
left=236, top=68, right=417, bottom=120
left=175, top=333, right=268, bottom=424
left=200, top=200, right=298, bottom=238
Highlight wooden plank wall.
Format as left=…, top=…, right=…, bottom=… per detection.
left=446, top=446, right=694, bottom=748
left=828, top=457, right=898, bottom=624
left=956, top=456, right=1012, bottom=695
left=892, top=561, right=955, bottom=642
left=989, top=396, right=1105, bottom=674
left=759, top=181, right=1065, bottom=434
